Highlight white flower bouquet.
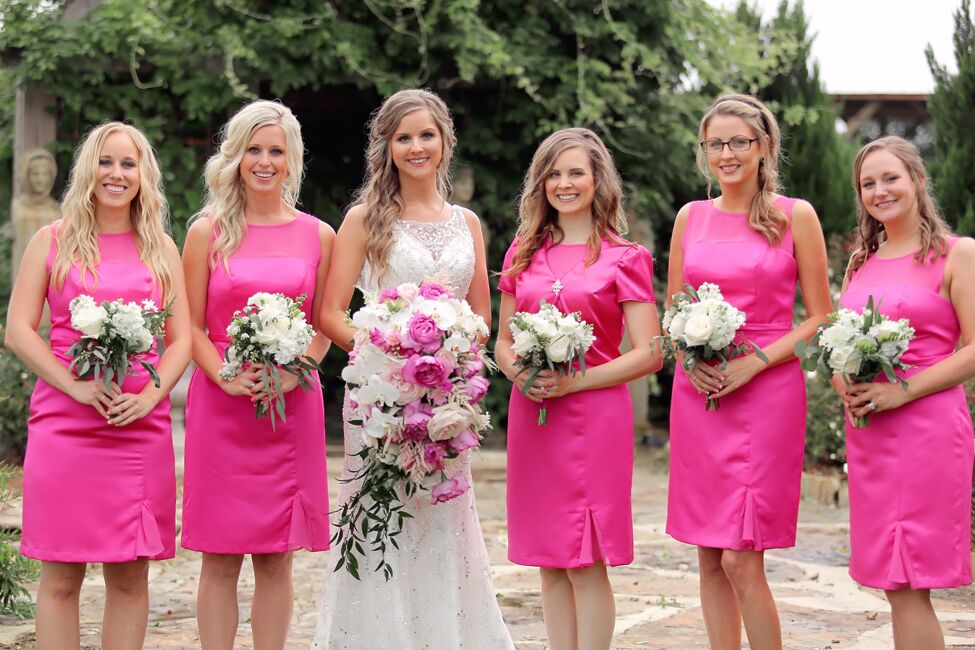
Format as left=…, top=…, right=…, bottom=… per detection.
left=67, top=295, right=171, bottom=390
left=508, top=300, right=595, bottom=425
left=334, top=281, right=493, bottom=580
left=795, top=295, right=914, bottom=428
left=659, top=283, right=767, bottom=411
left=218, top=292, right=318, bottom=430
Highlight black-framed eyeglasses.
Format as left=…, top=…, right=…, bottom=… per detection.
left=699, top=137, right=759, bottom=154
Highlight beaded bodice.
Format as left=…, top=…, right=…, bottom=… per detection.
left=358, top=205, right=474, bottom=299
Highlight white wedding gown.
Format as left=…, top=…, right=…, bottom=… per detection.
left=313, top=206, right=514, bottom=649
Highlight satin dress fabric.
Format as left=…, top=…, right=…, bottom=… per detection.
left=181, top=212, right=329, bottom=553
left=21, top=226, right=176, bottom=562
left=841, top=237, right=973, bottom=590
left=666, top=197, right=807, bottom=551
left=500, top=237, right=655, bottom=568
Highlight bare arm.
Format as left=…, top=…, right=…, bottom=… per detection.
left=107, top=237, right=193, bottom=426
left=305, top=220, right=336, bottom=364
left=708, top=200, right=832, bottom=399
left=847, top=238, right=975, bottom=416
left=664, top=204, right=690, bottom=308
left=318, top=205, right=368, bottom=352
left=4, top=225, right=81, bottom=394
left=460, top=208, right=492, bottom=335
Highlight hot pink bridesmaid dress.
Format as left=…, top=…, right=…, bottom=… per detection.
left=500, top=237, right=655, bottom=568
left=181, top=212, right=328, bottom=553
left=21, top=225, right=176, bottom=562
left=840, top=237, right=973, bottom=589
left=667, top=197, right=806, bottom=550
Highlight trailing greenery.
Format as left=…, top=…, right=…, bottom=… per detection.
left=0, top=463, right=38, bottom=618
left=927, top=0, right=975, bottom=236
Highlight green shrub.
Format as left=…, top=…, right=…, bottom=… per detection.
left=0, top=463, right=37, bottom=618
left=0, top=340, right=31, bottom=464
left=803, top=372, right=846, bottom=469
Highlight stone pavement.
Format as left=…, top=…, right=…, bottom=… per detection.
left=1, top=446, right=973, bottom=649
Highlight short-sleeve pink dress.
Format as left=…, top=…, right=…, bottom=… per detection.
left=500, top=237, right=655, bottom=568
left=666, top=197, right=806, bottom=551
left=21, top=226, right=176, bottom=562
left=181, top=212, right=329, bottom=553
left=841, top=238, right=973, bottom=589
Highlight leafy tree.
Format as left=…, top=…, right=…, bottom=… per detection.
left=0, top=0, right=791, bottom=431
left=927, top=0, right=975, bottom=236
left=736, top=0, right=856, bottom=236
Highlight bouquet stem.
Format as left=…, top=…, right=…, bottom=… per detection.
left=706, top=396, right=720, bottom=411
left=852, top=414, right=868, bottom=429
left=537, top=403, right=548, bottom=426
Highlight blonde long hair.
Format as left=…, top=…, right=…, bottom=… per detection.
left=52, top=122, right=172, bottom=300
left=846, top=136, right=950, bottom=277
left=697, top=94, right=787, bottom=244
left=354, top=89, right=456, bottom=283
left=197, top=100, right=304, bottom=268
left=505, top=127, right=629, bottom=279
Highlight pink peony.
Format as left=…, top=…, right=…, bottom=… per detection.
left=402, top=401, right=433, bottom=441
left=369, top=328, right=387, bottom=349
left=447, top=428, right=480, bottom=453
left=404, top=313, right=442, bottom=352
left=418, top=283, right=450, bottom=299
left=463, top=356, right=484, bottom=378
left=423, top=441, right=446, bottom=470
left=465, top=376, right=490, bottom=403
left=378, top=288, right=399, bottom=301
left=402, top=355, right=452, bottom=387
left=431, top=474, right=471, bottom=504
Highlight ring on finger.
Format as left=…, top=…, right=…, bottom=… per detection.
left=868, top=401, right=877, bottom=411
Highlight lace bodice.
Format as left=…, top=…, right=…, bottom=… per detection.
left=357, top=205, right=474, bottom=298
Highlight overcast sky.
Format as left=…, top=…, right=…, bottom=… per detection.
left=710, top=0, right=963, bottom=94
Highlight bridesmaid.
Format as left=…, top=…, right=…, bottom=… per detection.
left=181, top=100, right=334, bottom=648
left=5, top=123, right=191, bottom=649
left=496, top=127, right=662, bottom=650
left=664, top=94, right=831, bottom=649
left=834, top=136, right=974, bottom=648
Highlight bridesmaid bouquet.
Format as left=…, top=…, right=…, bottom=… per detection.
left=335, top=281, right=492, bottom=580
left=67, top=295, right=171, bottom=389
left=659, top=283, right=767, bottom=411
left=795, top=295, right=914, bottom=428
left=218, top=292, right=318, bottom=431
left=508, top=300, right=595, bottom=425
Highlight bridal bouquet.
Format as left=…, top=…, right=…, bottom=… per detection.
left=334, top=281, right=492, bottom=580
left=508, top=300, right=595, bottom=425
left=218, top=292, right=318, bottom=431
left=67, top=295, right=171, bottom=389
left=659, top=283, right=767, bottom=411
left=795, top=295, right=914, bottom=428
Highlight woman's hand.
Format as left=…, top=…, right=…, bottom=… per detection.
left=66, top=380, right=118, bottom=419
left=249, top=368, right=301, bottom=404
left=220, top=367, right=264, bottom=398
left=107, top=390, right=159, bottom=427
left=846, top=381, right=911, bottom=419
left=522, top=369, right=582, bottom=401
left=709, top=355, right=766, bottom=399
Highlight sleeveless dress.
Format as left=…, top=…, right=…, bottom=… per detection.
left=841, top=238, right=974, bottom=590
left=499, top=237, right=655, bottom=567
left=181, top=212, right=329, bottom=554
left=21, top=227, right=176, bottom=562
left=313, top=206, right=514, bottom=649
left=666, top=197, right=806, bottom=550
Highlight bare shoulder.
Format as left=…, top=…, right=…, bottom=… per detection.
left=458, top=205, right=481, bottom=228
left=161, top=234, right=181, bottom=257
left=948, top=236, right=975, bottom=268
left=185, top=216, right=213, bottom=241
left=790, top=199, right=820, bottom=226
left=674, top=202, right=692, bottom=225
left=317, top=219, right=336, bottom=240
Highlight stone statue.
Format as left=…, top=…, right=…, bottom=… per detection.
left=11, top=148, right=59, bottom=279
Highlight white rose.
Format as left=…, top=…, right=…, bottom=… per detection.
left=667, top=312, right=687, bottom=339
left=682, top=313, right=715, bottom=347
left=428, top=402, right=472, bottom=441
left=253, top=317, right=290, bottom=345
left=511, top=329, right=536, bottom=357
left=545, top=335, right=573, bottom=363
left=363, top=410, right=402, bottom=440
left=72, top=303, right=108, bottom=337
left=828, top=345, right=862, bottom=375
left=532, top=318, right=558, bottom=340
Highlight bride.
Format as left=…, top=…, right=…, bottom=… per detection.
left=314, top=88, right=514, bottom=648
